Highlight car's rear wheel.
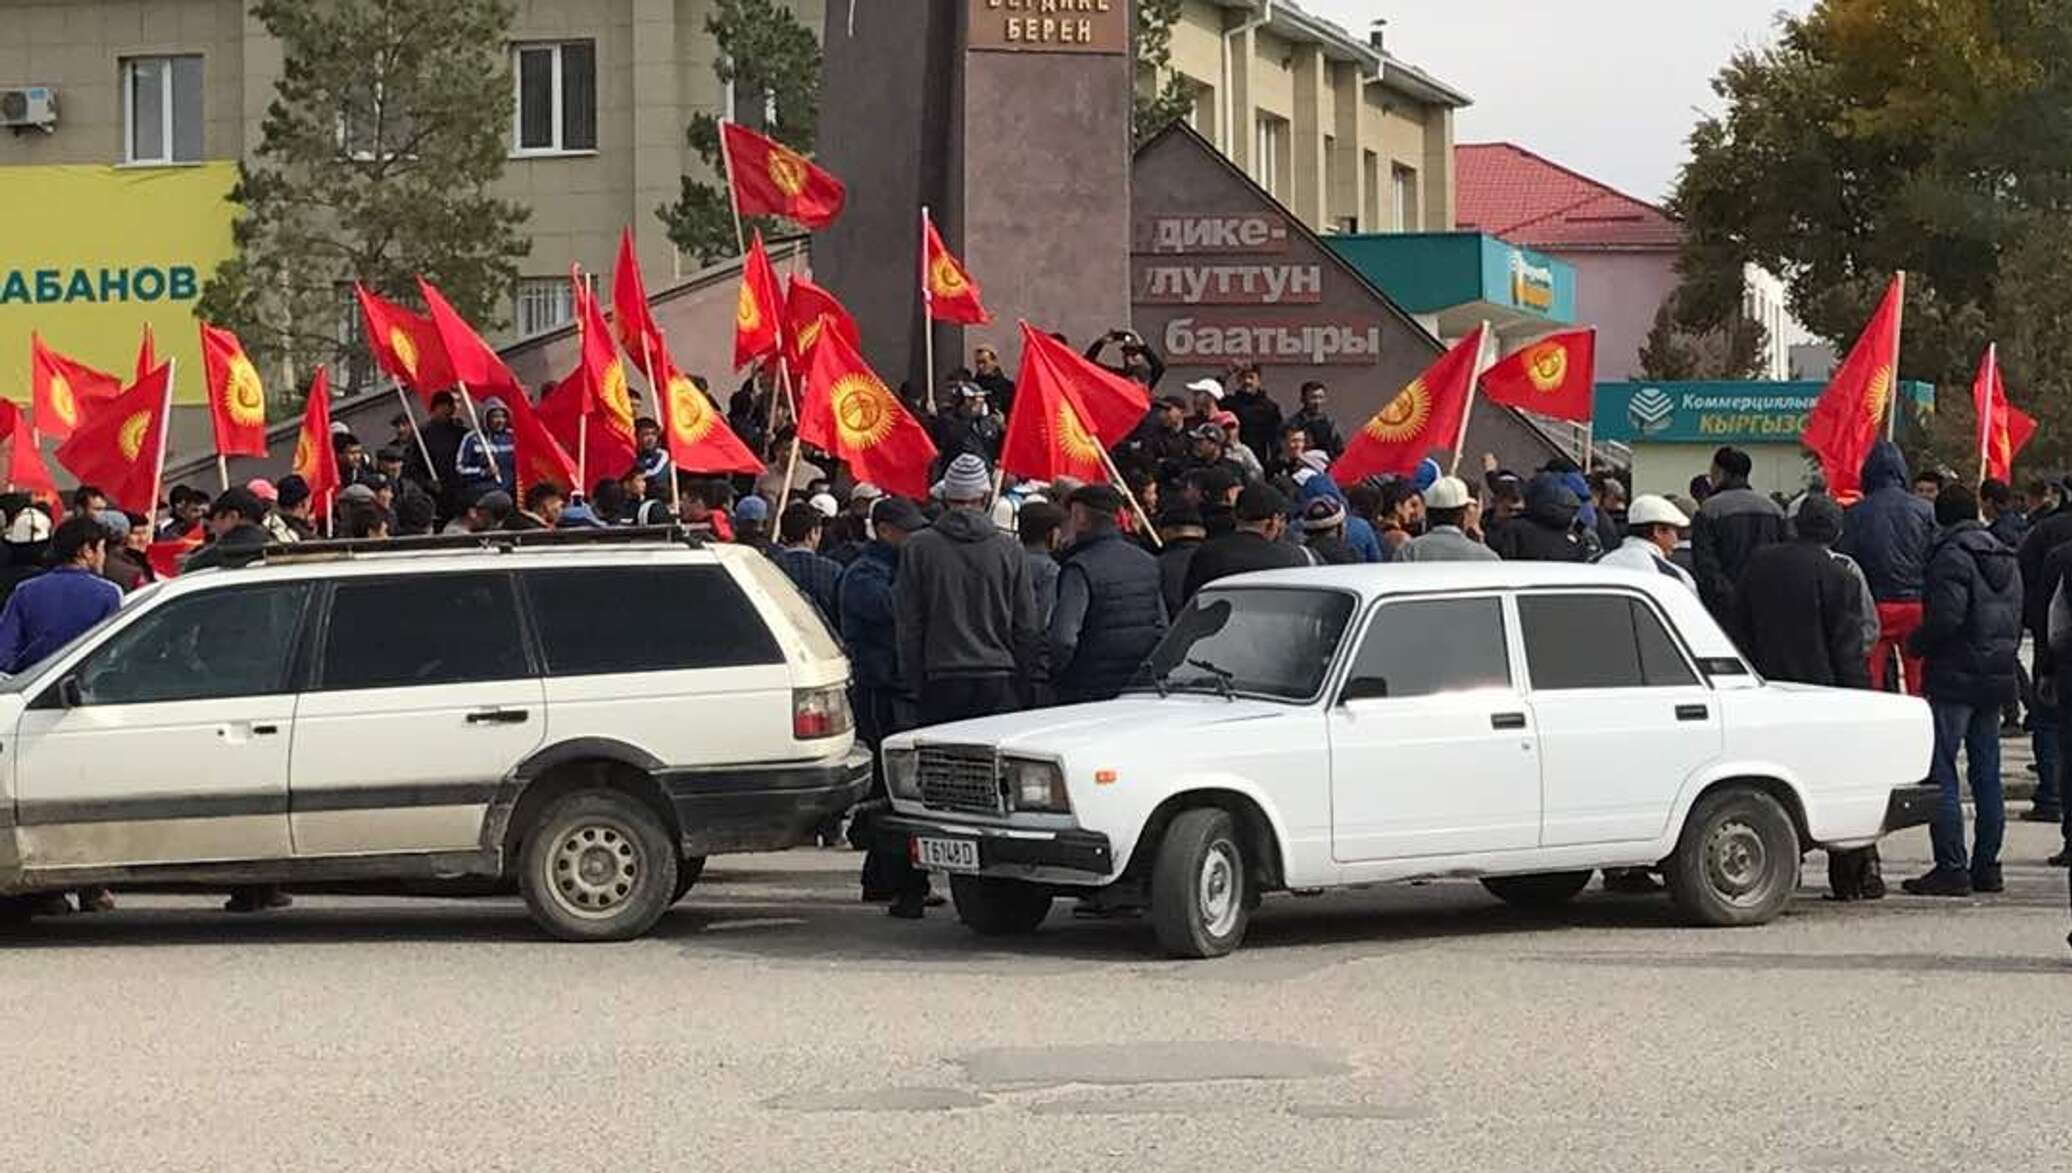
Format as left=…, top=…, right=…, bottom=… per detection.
left=1150, top=808, right=1249, bottom=959
left=671, top=856, right=707, bottom=905
left=949, top=875, right=1053, bottom=935
left=520, top=790, right=678, bottom=942
left=1480, top=870, right=1593, bottom=910
left=1665, top=787, right=1800, bottom=926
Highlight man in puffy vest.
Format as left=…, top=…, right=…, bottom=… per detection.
left=1049, top=484, right=1168, bottom=705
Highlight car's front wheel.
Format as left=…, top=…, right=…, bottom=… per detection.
left=1481, top=870, right=1593, bottom=910
left=520, top=790, right=678, bottom=942
left=1664, top=787, right=1800, bottom=926
left=1150, top=808, right=1249, bottom=958
left=949, top=876, right=1053, bottom=935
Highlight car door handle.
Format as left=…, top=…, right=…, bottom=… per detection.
left=465, top=707, right=529, bottom=725
left=252, top=724, right=279, bottom=736
left=1676, top=704, right=1709, bottom=722
left=1490, top=711, right=1528, bottom=730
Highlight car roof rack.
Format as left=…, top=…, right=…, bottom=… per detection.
left=250, top=525, right=706, bottom=565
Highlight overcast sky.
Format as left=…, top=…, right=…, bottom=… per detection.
left=1300, top=0, right=1816, bottom=203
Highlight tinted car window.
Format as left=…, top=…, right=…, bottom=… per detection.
left=1344, top=597, right=1510, bottom=699
left=319, top=573, right=529, bottom=690
left=525, top=566, right=782, bottom=674
left=74, top=584, right=310, bottom=705
left=1519, top=593, right=1696, bottom=690
left=1136, top=587, right=1355, bottom=701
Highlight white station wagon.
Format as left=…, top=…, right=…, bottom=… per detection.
left=880, top=563, right=1937, bottom=958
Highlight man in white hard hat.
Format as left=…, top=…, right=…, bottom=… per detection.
left=1599, top=493, right=1697, bottom=592
left=1399, top=477, right=1497, bottom=562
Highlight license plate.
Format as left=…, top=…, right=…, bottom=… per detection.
left=914, top=836, right=980, bottom=873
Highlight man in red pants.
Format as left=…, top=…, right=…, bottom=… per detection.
left=1838, top=442, right=1935, bottom=694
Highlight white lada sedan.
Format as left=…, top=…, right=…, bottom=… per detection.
left=879, top=563, right=1935, bottom=958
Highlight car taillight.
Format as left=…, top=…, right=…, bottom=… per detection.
left=793, top=684, right=853, bottom=740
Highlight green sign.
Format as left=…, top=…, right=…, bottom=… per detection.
left=1594, top=380, right=1935, bottom=445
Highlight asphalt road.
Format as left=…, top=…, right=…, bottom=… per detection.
left=2, top=822, right=2065, bottom=1173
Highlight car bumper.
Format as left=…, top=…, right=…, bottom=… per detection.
left=1882, top=782, right=1940, bottom=834
left=661, top=748, right=872, bottom=855
left=876, top=813, right=1114, bottom=879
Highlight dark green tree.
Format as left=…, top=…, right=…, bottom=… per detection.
left=197, top=0, right=529, bottom=402
left=660, top=0, right=821, bottom=266
left=1134, top=0, right=1195, bottom=146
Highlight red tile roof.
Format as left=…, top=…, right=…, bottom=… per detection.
left=1455, top=142, right=1682, bottom=250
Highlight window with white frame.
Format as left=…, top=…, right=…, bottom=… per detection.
left=513, top=274, right=599, bottom=339
left=122, top=55, right=203, bottom=164
left=1393, top=164, right=1420, bottom=231
left=1253, top=113, right=1284, bottom=197
left=512, top=41, right=597, bottom=154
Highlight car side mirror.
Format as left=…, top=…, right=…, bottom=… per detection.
left=56, top=677, right=84, bottom=709
left=1339, top=677, right=1389, bottom=704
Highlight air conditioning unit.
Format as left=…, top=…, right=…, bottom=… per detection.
left=0, top=87, right=58, bottom=132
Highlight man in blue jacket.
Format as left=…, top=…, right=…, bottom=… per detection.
left=0, top=516, right=122, bottom=675
left=1837, top=441, right=1936, bottom=694
left=839, top=497, right=932, bottom=912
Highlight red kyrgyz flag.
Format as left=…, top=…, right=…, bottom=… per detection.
left=722, top=121, right=846, bottom=230
left=798, top=330, right=936, bottom=499
left=785, top=274, right=861, bottom=367
left=653, top=348, right=763, bottom=475
left=0, top=400, right=57, bottom=495
left=1000, top=322, right=1149, bottom=482
left=417, top=277, right=527, bottom=403
left=134, top=323, right=157, bottom=385
left=292, top=365, right=342, bottom=511
left=198, top=323, right=270, bottom=458
left=29, top=334, right=122, bottom=439
left=1334, top=325, right=1488, bottom=485
left=610, top=226, right=667, bottom=368
left=922, top=210, right=990, bottom=325
left=1802, top=274, right=1903, bottom=498
left=355, top=284, right=455, bottom=401
left=504, top=384, right=581, bottom=497
left=55, top=360, right=172, bottom=514
left=734, top=231, right=785, bottom=371
left=1480, top=327, right=1594, bottom=423
left=1972, top=343, right=2036, bottom=483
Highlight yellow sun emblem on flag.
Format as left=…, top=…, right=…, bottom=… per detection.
left=116, top=410, right=153, bottom=462
left=930, top=255, right=968, bottom=298
left=293, top=431, right=315, bottom=479
left=1863, top=364, right=1892, bottom=426
left=1525, top=342, right=1568, bottom=392
left=601, top=360, right=633, bottom=425
left=388, top=326, right=420, bottom=379
left=668, top=374, right=716, bottom=445
left=767, top=147, right=808, bottom=197
left=737, top=282, right=761, bottom=331
left=1056, top=400, right=1102, bottom=465
left=225, top=354, right=266, bottom=427
left=47, top=373, right=76, bottom=426
left=832, top=372, right=897, bottom=450
left=1364, top=378, right=1432, bottom=443
left=795, top=315, right=825, bottom=356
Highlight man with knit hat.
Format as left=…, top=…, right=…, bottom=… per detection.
left=1298, top=496, right=1360, bottom=565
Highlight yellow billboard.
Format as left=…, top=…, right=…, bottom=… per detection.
left=0, top=162, right=239, bottom=407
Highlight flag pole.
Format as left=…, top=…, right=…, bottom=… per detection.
left=1978, top=343, right=1995, bottom=485
left=392, top=379, right=441, bottom=489
left=775, top=357, right=802, bottom=505
left=454, top=380, right=496, bottom=487
left=577, top=413, right=589, bottom=497
left=148, top=360, right=177, bottom=525
left=1096, top=444, right=1162, bottom=550
left=720, top=119, right=747, bottom=256
left=920, top=206, right=937, bottom=417
left=216, top=453, right=230, bottom=493
left=1450, top=323, right=1491, bottom=477
left=646, top=329, right=682, bottom=516
left=1887, top=271, right=1906, bottom=440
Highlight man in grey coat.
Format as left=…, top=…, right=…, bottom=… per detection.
left=1400, top=477, right=1497, bottom=563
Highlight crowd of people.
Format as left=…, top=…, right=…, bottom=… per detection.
left=0, top=333, right=2065, bottom=931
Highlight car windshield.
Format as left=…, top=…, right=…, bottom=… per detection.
left=1129, top=587, right=1356, bottom=702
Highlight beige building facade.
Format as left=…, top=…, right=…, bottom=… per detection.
left=1158, top=0, right=1466, bottom=238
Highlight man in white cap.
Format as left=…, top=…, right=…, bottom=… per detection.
left=1183, top=377, right=1223, bottom=427
left=1598, top=494, right=1697, bottom=592
left=1399, top=477, right=1497, bottom=563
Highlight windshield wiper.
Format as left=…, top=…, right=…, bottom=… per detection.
left=1183, top=657, right=1237, bottom=702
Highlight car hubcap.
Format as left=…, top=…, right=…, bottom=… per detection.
left=549, top=821, right=641, bottom=919
left=1706, top=819, right=1770, bottom=907
left=1198, top=841, right=1241, bottom=938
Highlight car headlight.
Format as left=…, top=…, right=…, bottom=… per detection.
left=884, top=747, right=920, bottom=801
left=1003, top=756, right=1070, bottom=813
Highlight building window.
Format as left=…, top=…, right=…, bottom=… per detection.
left=1362, top=150, right=1381, bottom=234
left=513, top=274, right=598, bottom=338
left=122, top=55, right=203, bottom=164
left=1392, top=164, right=1419, bottom=231
left=1253, top=113, right=1285, bottom=197
left=513, top=41, right=597, bottom=154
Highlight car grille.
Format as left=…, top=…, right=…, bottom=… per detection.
left=917, top=745, right=1002, bottom=813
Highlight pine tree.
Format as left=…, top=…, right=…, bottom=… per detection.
left=197, top=0, right=529, bottom=401
left=1134, top=0, right=1197, bottom=146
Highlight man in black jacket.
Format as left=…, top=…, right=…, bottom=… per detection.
left=1486, top=472, right=1588, bottom=562
left=1904, top=484, right=2023, bottom=897
left=2022, top=534, right=2072, bottom=867
left=1224, top=364, right=1283, bottom=465
left=1154, top=505, right=1207, bottom=620
left=1691, top=446, right=1786, bottom=619
left=1837, top=441, right=1935, bottom=694
left=1049, top=485, right=1168, bottom=704
left=2015, top=475, right=2072, bottom=828
left=1181, top=483, right=1311, bottom=601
